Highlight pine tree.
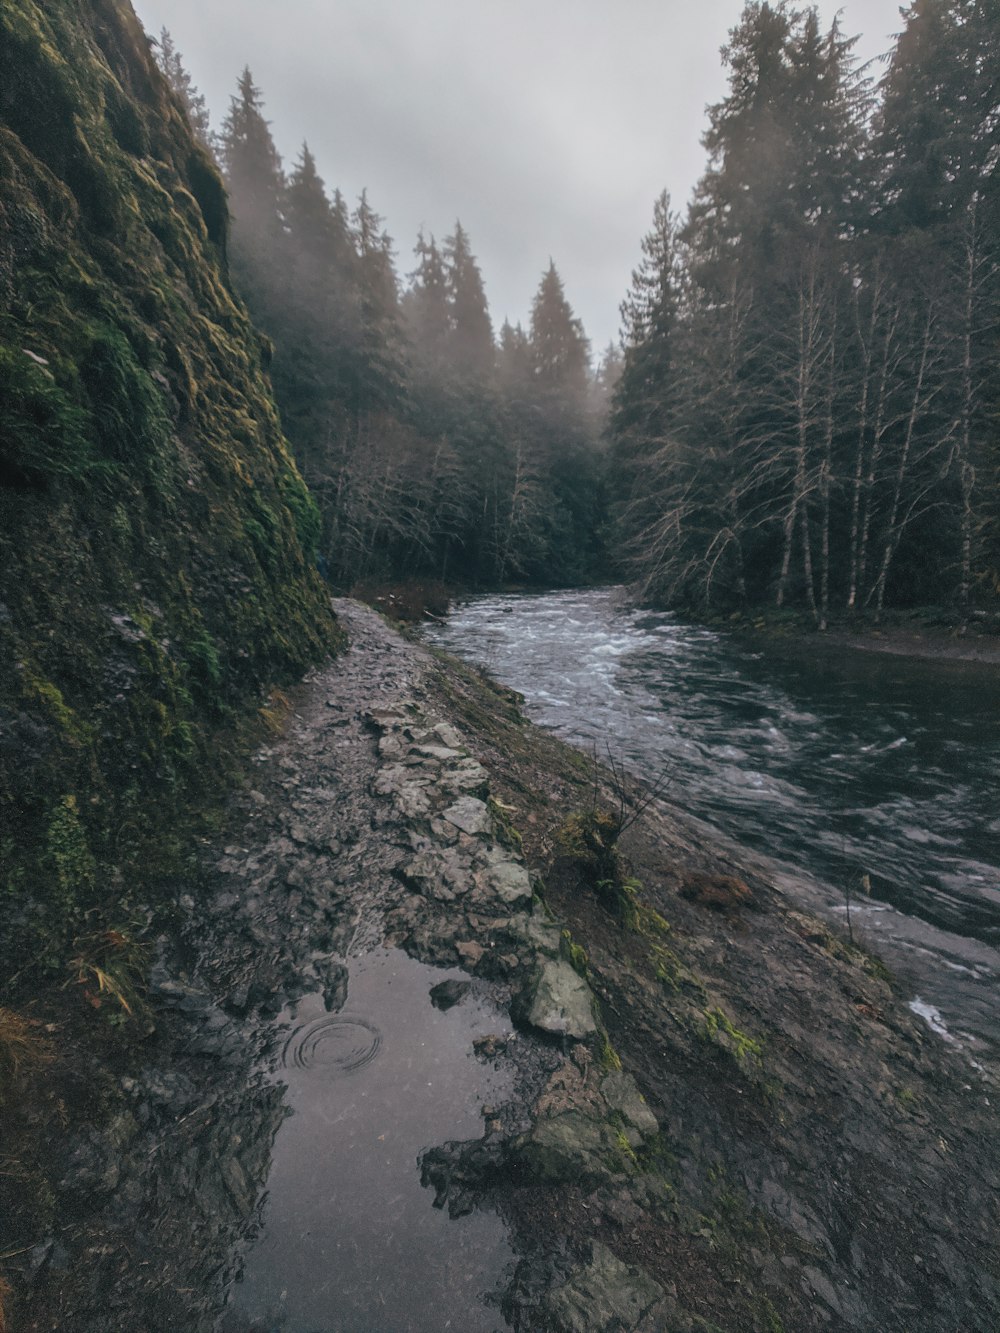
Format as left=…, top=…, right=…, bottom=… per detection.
left=613, top=191, right=681, bottom=446
left=275, top=144, right=358, bottom=462
left=219, top=68, right=286, bottom=321
left=350, top=190, right=408, bottom=410
left=155, top=29, right=212, bottom=147
left=529, top=260, right=590, bottom=406
left=497, top=320, right=532, bottom=395
left=403, top=230, right=451, bottom=378
left=443, top=221, right=494, bottom=380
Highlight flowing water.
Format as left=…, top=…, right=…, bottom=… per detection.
left=423, top=587, right=1000, bottom=1055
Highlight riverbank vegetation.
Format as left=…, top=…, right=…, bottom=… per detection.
left=609, top=0, right=1000, bottom=628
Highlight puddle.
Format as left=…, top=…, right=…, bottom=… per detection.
left=226, top=949, right=514, bottom=1332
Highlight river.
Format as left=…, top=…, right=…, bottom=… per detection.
left=422, top=587, right=1000, bottom=1058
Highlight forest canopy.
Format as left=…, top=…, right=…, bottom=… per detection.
left=157, top=0, right=1000, bottom=624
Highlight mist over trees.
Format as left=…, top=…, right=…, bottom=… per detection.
left=610, top=0, right=1000, bottom=624
left=155, top=0, right=998, bottom=621
left=156, top=38, right=604, bottom=591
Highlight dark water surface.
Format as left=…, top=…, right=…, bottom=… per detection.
left=424, top=587, right=1000, bottom=1053
left=229, top=949, right=513, bottom=1331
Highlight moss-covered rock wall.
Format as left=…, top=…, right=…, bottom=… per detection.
left=0, top=0, right=339, bottom=980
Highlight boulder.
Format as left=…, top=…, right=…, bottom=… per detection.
left=514, top=959, right=597, bottom=1040
left=542, top=1242, right=664, bottom=1333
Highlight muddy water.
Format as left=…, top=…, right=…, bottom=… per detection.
left=228, top=950, right=513, bottom=1332
left=423, top=587, right=1000, bottom=1053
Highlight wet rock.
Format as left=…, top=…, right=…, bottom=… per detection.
left=512, top=1109, right=633, bottom=1185
left=429, top=978, right=471, bottom=1010
left=541, top=1242, right=664, bottom=1333
left=438, top=759, right=490, bottom=797
left=679, top=871, right=755, bottom=913
left=514, top=959, right=597, bottom=1040
left=428, top=815, right=460, bottom=844
left=474, top=858, right=532, bottom=906
left=431, top=721, right=465, bottom=749
left=313, top=957, right=348, bottom=1012
left=62, top=1111, right=139, bottom=1196
left=403, top=848, right=473, bottom=900
left=509, top=911, right=564, bottom=958
left=600, top=1070, right=659, bottom=1147
left=27, top=1239, right=70, bottom=1282
left=441, top=795, right=492, bottom=837
left=474, top=1033, right=510, bottom=1059
left=149, top=963, right=215, bottom=1014
left=413, top=743, right=463, bottom=762
left=220, top=1154, right=255, bottom=1216
left=456, top=940, right=485, bottom=966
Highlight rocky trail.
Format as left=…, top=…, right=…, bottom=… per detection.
left=10, top=602, right=1000, bottom=1333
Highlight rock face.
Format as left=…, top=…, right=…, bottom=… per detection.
left=542, top=1243, right=664, bottom=1333
left=0, top=0, right=337, bottom=972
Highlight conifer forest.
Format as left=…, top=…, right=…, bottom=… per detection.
left=159, top=2, right=999, bottom=623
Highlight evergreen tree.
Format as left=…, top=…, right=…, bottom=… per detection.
left=403, top=230, right=451, bottom=379
left=349, top=190, right=408, bottom=410
left=443, top=221, right=494, bottom=380
left=613, top=191, right=682, bottom=446
left=529, top=260, right=590, bottom=407
left=219, top=69, right=286, bottom=321
left=275, top=144, right=358, bottom=463
left=155, top=28, right=212, bottom=146
left=497, top=319, right=532, bottom=395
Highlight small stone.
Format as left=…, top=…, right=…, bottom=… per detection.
left=413, top=744, right=462, bottom=762
left=600, top=1070, right=659, bottom=1145
left=474, top=1034, right=508, bottom=1058
left=429, top=979, right=471, bottom=1010
left=441, top=796, right=492, bottom=837
left=456, top=940, right=485, bottom=965
left=432, top=722, right=465, bottom=749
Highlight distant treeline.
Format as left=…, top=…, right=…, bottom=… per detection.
left=159, top=0, right=999, bottom=621
left=609, top=0, right=999, bottom=623
left=157, top=36, right=616, bottom=591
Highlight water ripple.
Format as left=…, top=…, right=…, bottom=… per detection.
left=281, top=1016, right=382, bottom=1074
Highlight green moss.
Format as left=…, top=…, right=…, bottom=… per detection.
left=701, top=1007, right=763, bottom=1065
left=612, top=1125, right=639, bottom=1165
left=0, top=344, right=96, bottom=483
left=636, top=903, right=671, bottom=937
left=597, top=1026, right=622, bottom=1071
left=487, top=796, right=523, bottom=853
left=23, top=671, right=93, bottom=748
left=757, top=1296, right=787, bottom=1333
left=560, top=928, right=589, bottom=977
left=0, top=0, right=339, bottom=991
left=45, top=794, right=94, bottom=893
left=279, top=465, right=321, bottom=562
left=184, top=626, right=222, bottom=691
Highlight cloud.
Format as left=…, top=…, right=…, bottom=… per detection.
left=134, top=0, right=902, bottom=352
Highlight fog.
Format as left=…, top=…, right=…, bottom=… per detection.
left=131, top=0, right=904, bottom=352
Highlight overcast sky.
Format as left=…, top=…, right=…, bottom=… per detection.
left=131, top=0, right=904, bottom=355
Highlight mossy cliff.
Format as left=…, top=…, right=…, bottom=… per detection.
left=0, top=0, right=338, bottom=982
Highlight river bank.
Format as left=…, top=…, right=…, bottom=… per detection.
left=2, top=600, right=998, bottom=1331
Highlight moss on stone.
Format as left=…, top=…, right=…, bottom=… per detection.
left=0, top=0, right=340, bottom=987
